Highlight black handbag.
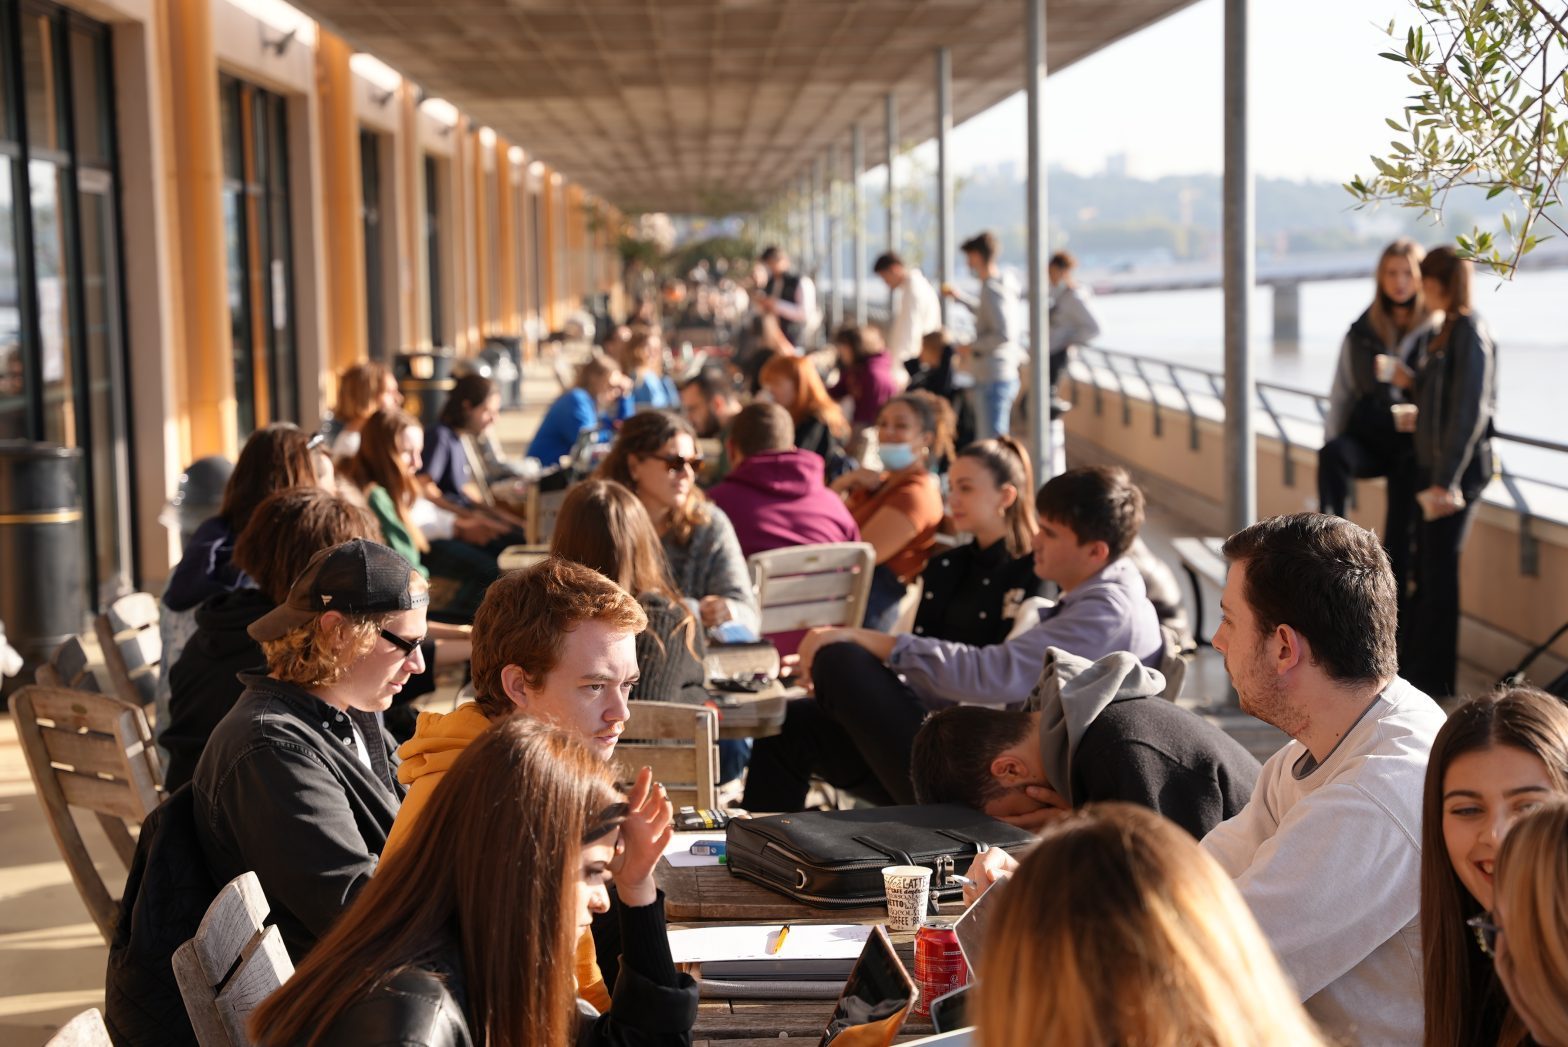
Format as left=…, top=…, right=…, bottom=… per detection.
left=724, top=804, right=1037, bottom=909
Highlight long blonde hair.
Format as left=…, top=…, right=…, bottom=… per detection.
left=1495, top=799, right=1568, bottom=1047
left=976, top=804, right=1327, bottom=1047
left=1368, top=238, right=1428, bottom=350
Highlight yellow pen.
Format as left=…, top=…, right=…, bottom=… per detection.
left=770, top=924, right=791, bottom=955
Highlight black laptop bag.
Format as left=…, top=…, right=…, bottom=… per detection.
left=724, top=804, right=1037, bottom=909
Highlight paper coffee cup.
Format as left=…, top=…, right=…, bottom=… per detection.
left=1374, top=354, right=1397, bottom=382
left=882, top=865, right=933, bottom=932
left=1390, top=403, right=1418, bottom=433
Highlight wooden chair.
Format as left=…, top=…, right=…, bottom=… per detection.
left=173, top=872, right=294, bottom=1047
left=622, top=700, right=719, bottom=811
left=8, top=685, right=165, bottom=942
left=748, top=542, right=876, bottom=635
left=94, top=592, right=161, bottom=710
left=35, top=634, right=102, bottom=692
left=497, top=543, right=551, bottom=573
left=45, top=1008, right=112, bottom=1046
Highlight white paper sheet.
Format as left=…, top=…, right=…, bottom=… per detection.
left=666, top=923, right=871, bottom=964
left=661, top=832, right=726, bottom=868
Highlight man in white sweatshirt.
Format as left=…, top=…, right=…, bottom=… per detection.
left=1201, top=513, right=1444, bottom=1045
left=873, top=252, right=943, bottom=375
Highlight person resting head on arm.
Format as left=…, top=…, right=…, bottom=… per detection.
left=248, top=717, right=696, bottom=1047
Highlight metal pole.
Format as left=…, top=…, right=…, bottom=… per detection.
left=828, top=145, right=843, bottom=335
left=1223, top=0, right=1256, bottom=532
left=852, top=124, right=867, bottom=326
left=1026, top=0, right=1052, bottom=479
left=936, top=47, right=954, bottom=324
left=810, top=160, right=823, bottom=282
left=885, top=92, right=899, bottom=254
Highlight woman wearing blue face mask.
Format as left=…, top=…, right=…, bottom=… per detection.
left=831, top=391, right=955, bottom=631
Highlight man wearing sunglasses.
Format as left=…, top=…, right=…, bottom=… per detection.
left=190, top=537, right=430, bottom=961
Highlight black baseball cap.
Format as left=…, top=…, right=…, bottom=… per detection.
left=248, top=538, right=429, bottom=642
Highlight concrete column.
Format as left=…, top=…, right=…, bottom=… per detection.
left=1223, top=0, right=1257, bottom=532
left=1025, top=0, right=1053, bottom=479
left=885, top=92, right=898, bottom=254
left=852, top=124, right=867, bottom=326
left=164, top=0, right=236, bottom=457
left=811, top=159, right=824, bottom=281
left=827, top=145, right=842, bottom=334
left=1272, top=281, right=1300, bottom=352
left=936, top=47, right=954, bottom=324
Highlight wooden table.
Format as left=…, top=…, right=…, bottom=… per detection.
left=662, top=857, right=959, bottom=1043
left=710, top=681, right=801, bottom=740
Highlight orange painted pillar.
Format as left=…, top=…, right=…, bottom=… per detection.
left=315, top=30, right=366, bottom=374
left=540, top=169, right=558, bottom=333
left=164, top=0, right=236, bottom=457
left=495, top=140, right=517, bottom=333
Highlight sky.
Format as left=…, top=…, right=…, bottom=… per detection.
left=926, top=0, right=1423, bottom=183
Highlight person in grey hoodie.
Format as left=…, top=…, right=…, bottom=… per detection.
left=910, top=647, right=1260, bottom=838
left=944, top=231, right=1025, bottom=440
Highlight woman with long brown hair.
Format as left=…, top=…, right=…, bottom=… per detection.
left=1403, top=244, right=1498, bottom=697
left=249, top=717, right=696, bottom=1046
left=1492, top=798, right=1568, bottom=1047
left=1421, top=686, right=1568, bottom=1047
left=1318, top=239, right=1432, bottom=602
left=759, top=351, right=849, bottom=464
left=830, top=391, right=955, bottom=630
left=328, top=361, right=403, bottom=459
left=912, top=436, right=1045, bottom=648
left=974, top=803, right=1327, bottom=1047
left=551, top=480, right=708, bottom=706
left=596, top=411, right=759, bottom=637
left=340, top=409, right=498, bottom=623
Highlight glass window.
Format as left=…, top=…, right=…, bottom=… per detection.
left=424, top=154, right=443, bottom=347
left=360, top=129, right=384, bottom=360
left=79, top=174, right=131, bottom=601
left=0, top=158, right=26, bottom=440
left=69, top=27, right=109, bottom=168
left=30, top=158, right=74, bottom=448
left=21, top=9, right=62, bottom=155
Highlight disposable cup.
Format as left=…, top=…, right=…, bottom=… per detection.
left=882, top=865, right=933, bottom=932
left=1391, top=403, right=1419, bottom=433
left=1374, top=354, right=1397, bottom=382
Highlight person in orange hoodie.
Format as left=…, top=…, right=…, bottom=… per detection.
left=384, top=556, right=653, bottom=1012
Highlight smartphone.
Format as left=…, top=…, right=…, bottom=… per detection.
left=928, top=984, right=971, bottom=1034
left=953, top=877, right=1006, bottom=977
left=817, top=926, right=916, bottom=1047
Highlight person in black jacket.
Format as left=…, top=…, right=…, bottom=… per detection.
left=161, top=488, right=381, bottom=790
left=248, top=717, right=697, bottom=1047
left=907, top=329, right=977, bottom=453
left=192, top=538, right=428, bottom=960
left=912, top=436, right=1045, bottom=646
left=1401, top=246, right=1497, bottom=698
left=1317, top=240, right=1435, bottom=609
left=911, top=648, right=1260, bottom=839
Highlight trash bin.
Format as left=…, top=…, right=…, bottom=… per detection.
left=395, top=348, right=457, bottom=425
left=482, top=336, right=523, bottom=409
left=0, top=441, right=87, bottom=695
left=158, top=455, right=233, bottom=552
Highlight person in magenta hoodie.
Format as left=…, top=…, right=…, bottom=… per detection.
left=708, top=401, right=861, bottom=655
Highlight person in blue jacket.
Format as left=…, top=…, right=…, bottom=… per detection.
left=529, top=355, right=631, bottom=466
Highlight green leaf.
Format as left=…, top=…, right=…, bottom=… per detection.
left=1380, top=51, right=1410, bottom=63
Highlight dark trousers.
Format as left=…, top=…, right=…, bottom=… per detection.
left=1401, top=492, right=1482, bottom=699
left=862, top=565, right=908, bottom=632
left=741, top=643, right=923, bottom=811
left=1318, top=433, right=1417, bottom=619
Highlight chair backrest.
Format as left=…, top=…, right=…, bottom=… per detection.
left=748, top=542, right=876, bottom=635
left=36, top=634, right=103, bottom=692
left=94, top=592, right=160, bottom=710
left=173, top=872, right=294, bottom=1047
left=45, top=1008, right=112, bottom=1047
left=525, top=486, right=568, bottom=545
left=7, top=685, right=166, bottom=942
left=497, top=543, right=551, bottom=573
left=1157, top=624, right=1191, bottom=702
left=622, top=700, right=718, bottom=811
left=459, top=432, right=497, bottom=507
left=704, top=642, right=780, bottom=683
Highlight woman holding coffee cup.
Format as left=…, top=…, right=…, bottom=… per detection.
left=1317, top=240, right=1433, bottom=605
left=1401, top=245, right=1497, bottom=698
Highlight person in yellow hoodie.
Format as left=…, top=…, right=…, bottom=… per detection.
left=384, top=556, right=652, bottom=1013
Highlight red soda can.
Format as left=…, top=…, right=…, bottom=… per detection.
left=912, top=917, right=968, bottom=1019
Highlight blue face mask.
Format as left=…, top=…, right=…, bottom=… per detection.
left=879, top=442, right=918, bottom=471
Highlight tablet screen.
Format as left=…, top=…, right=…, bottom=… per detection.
left=817, top=926, right=916, bottom=1047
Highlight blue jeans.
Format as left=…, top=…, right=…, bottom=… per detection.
left=976, top=378, right=1020, bottom=439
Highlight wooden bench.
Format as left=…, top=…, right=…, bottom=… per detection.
left=1170, top=536, right=1227, bottom=646
left=173, top=872, right=294, bottom=1047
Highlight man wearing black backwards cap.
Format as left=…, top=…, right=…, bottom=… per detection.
left=191, top=538, right=429, bottom=960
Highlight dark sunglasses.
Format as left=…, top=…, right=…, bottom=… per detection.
left=380, top=628, right=425, bottom=656
left=1467, top=913, right=1502, bottom=958
left=646, top=453, right=704, bottom=474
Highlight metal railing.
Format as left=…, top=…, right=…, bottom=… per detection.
left=1067, top=345, right=1568, bottom=576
